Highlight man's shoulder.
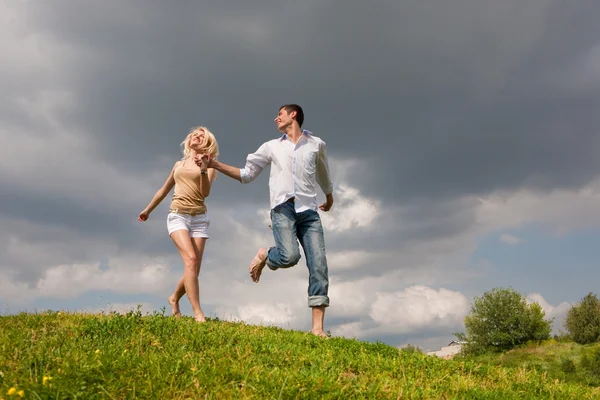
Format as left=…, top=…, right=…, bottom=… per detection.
left=254, top=137, right=281, bottom=150
left=267, top=136, right=284, bottom=144
left=309, top=135, right=327, bottom=148
left=303, top=130, right=326, bottom=145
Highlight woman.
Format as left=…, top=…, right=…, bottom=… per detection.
left=138, top=126, right=218, bottom=322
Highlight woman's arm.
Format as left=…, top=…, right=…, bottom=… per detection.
left=138, top=162, right=178, bottom=221
left=198, top=156, right=216, bottom=198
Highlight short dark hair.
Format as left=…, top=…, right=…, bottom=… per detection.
left=280, top=104, right=304, bottom=127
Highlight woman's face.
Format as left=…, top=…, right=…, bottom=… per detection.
left=189, top=130, right=206, bottom=150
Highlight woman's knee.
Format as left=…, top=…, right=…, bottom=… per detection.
left=182, top=252, right=197, bottom=267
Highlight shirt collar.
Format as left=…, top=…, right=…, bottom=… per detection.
left=280, top=129, right=312, bottom=141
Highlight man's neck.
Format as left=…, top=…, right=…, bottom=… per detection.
left=284, top=125, right=303, bottom=144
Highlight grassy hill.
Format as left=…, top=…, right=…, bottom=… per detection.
left=466, top=339, right=600, bottom=388
left=1, top=311, right=599, bottom=399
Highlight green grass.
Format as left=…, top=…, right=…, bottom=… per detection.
left=467, top=339, right=600, bottom=388
left=1, top=311, right=600, bottom=399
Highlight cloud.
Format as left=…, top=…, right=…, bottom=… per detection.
left=320, top=183, right=381, bottom=233
left=332, top=322, right=363, bottom=339
left=237, top=303, right=296, bottom=326
left=500, top=234, right=523, bottom=245
left=476, top=179, right=600, bottom=235
left=0, top=256, right=175, bottom=307
left=526, top=292, right=571, bottom=334
left=369, top=286, right=469, bottom=334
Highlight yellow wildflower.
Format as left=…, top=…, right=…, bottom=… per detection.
left=17, top=390, right=24, bottom=398
left=7, top=388, right=16, bottom=395
left=43, top=376, right=52, bottom=385
left=95, top=349, right=100, bottom=354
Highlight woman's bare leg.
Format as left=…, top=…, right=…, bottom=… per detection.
left=168, top=279, right=185, bottom=317
left=190, top=237, right=207, bottom=321
left=169, top=230, right=206, bottom=322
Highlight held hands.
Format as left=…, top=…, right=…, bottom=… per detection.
left=194, top=153, right=212, bottom=170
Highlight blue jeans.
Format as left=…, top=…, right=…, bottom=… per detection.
left=266, top=201, right=329, bottom=308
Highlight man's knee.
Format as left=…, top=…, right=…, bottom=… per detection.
left=280, top=250, right=301, bottom=267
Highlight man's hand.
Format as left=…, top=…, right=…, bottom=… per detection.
left=193, top=154, right=203, bottom=168
left=319, top=193, right=334, bottom=212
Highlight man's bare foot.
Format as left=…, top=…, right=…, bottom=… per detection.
left=249, top=248, right=267, bottom=283
left=311, top=329, right=328, bottom=338
left=168, top=295, right=181, bottom=317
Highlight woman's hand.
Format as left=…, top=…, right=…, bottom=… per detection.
left=195, top=154, right=211, bottom=170
left=138, top=209, right=150, bottom=221
left=201, top=154, right=210, bottom=170
left=194, top=154, right=202, bottom=167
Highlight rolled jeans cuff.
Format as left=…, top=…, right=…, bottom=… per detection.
left=265, top=256, right=277, bottom=271
left=308, top=295, right=329, bottom=308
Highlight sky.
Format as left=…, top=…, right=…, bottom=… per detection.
left=2, top=0, right=600, bottom=351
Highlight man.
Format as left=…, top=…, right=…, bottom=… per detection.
left=196, top=104, right=334, bottom=337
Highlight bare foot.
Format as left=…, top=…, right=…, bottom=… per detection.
left=194, top=313, right=206, bottom=323
left=311, top=329, right=328, bottom=338
left=168, top=295, right=181, bottom=317
left=249, top=248, right=267, bottom=283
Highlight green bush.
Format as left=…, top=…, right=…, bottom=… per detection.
left=553, top=332, right=572, bottom=343
left=565, top=293, right=600, bottom=345
left=560, top=358, right=576, bottom=374
left=455, top=287, right=553, bottom=355
left=400, top=344, right=423, bottom=354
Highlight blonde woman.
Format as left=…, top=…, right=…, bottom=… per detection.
left=138, top=126, right=218, bottom=322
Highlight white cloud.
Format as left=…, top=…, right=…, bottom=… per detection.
left=328, top=278, right=376, bottom=317
left=237, top=302, right=296, bottom=326
left=475, top=180, right=600, bottom=235
left=500, top=233, right=522, bottom=245
left=320, top=183, right=380, bottom=233
left=0, top=257, right=175, bottom=308
left=38, top=258, right=173, bottom=298
left=526, top=292, right=571, bottom=334
left=332, top=322, right=363, bottom=339
left=369, top=285, right=469, bottom=334
left=327, top=250, right=374, bottom=271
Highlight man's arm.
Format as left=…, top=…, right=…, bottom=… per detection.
left=195, top=142, right=271, bottom=184
left=209, top=159, right=243, bottom=182
left=316, top=141, right=334, bottom=211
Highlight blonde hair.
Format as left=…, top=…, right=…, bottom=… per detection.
left=180, top=126, right=220, bottom=160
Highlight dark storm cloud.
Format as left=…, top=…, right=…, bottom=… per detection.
left=11, top=0, right=600, bottom=207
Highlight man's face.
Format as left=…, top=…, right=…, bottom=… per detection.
left=274, top=108, right=295, bottom=132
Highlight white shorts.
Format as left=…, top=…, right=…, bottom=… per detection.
left=167, top=212, right=210, bottom=238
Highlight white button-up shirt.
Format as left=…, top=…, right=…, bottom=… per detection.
left=240, top=130, right=333, bottom=212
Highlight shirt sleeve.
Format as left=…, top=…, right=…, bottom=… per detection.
left=316, top=140, right=333, bottom=195
left=240, top=142, right=271, bottom=184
